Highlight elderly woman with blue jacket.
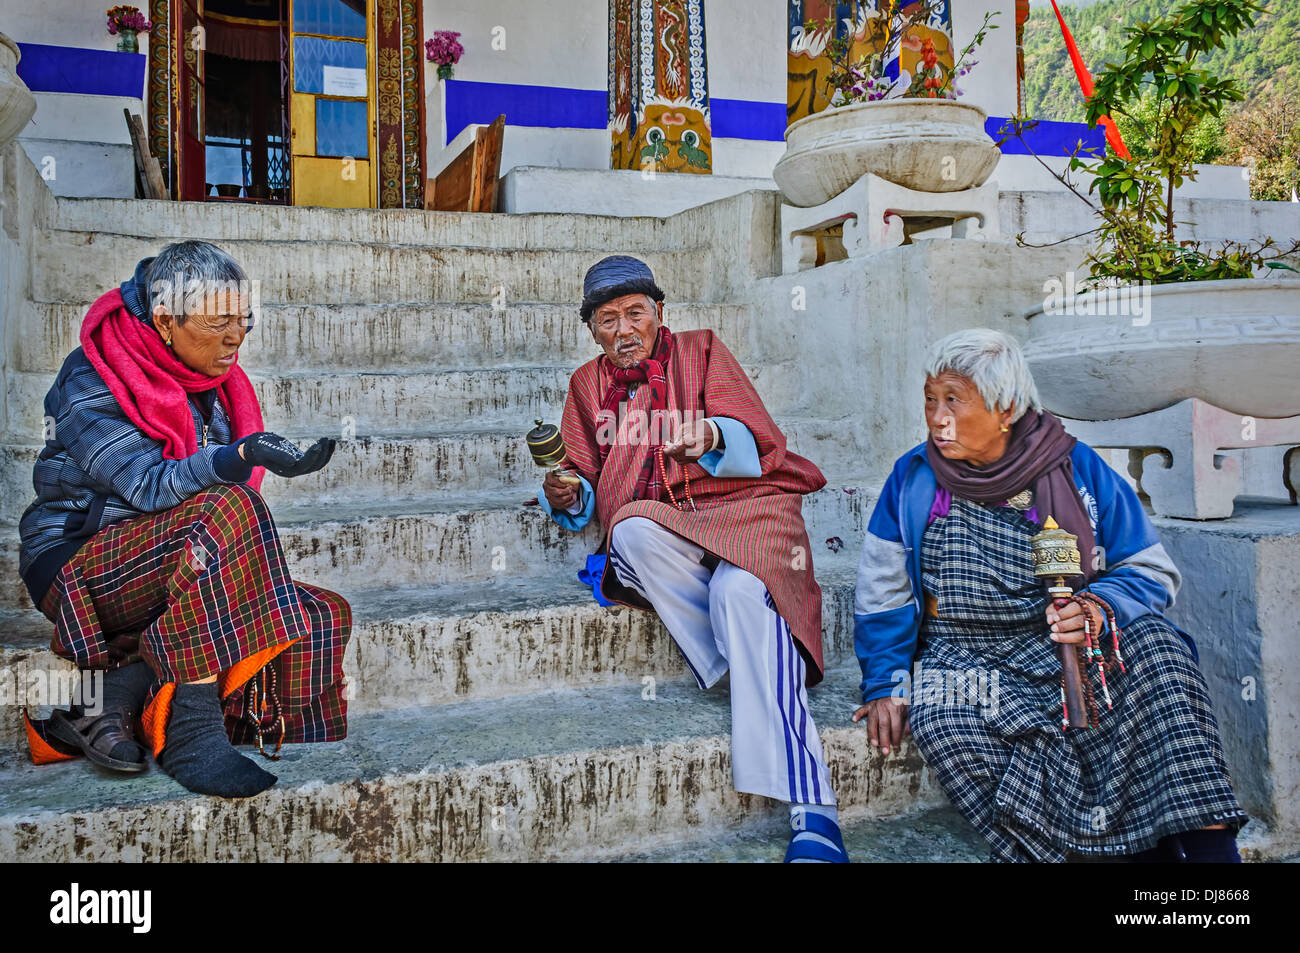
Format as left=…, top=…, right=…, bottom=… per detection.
left=852, top=329, right=1247, bottom=862
left=19, top=240, right=346, bottom=799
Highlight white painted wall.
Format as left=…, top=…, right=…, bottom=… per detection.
left=5, top=0, right=151, bottom=143
left=953, top=0, right=1018, bottom=120
left=422, top=0, right=800, bottom=179
left=3, top=0, right=150, bottom=196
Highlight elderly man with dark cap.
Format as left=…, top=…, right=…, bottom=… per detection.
left=538, top=255, right=847, bottom=862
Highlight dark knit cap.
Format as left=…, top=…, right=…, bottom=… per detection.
left=579, top=255, right=665, bottom=323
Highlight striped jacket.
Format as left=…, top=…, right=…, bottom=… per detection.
left=854, top=441, right=1184, bottom=704
left=18, top=347, right=252, bottom=606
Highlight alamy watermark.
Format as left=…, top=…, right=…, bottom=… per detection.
left=0, top=664, right=103, bottom=715
left=891, top=661, right=1001, bottom=716
left=1042, top=273, right=1152, bottom=327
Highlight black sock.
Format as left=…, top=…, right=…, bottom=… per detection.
left=84, top=662, right=155, bottom=764
left=1129, top=830, right=1241, bottom=863
left=158, top=681, right=277, bottom=798
left=103, top=662, right=155, bottom=713
left=1176, top=829, right=1242, bottom=863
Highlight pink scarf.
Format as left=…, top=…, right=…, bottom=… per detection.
left=79, top=289, right=266, bottom=491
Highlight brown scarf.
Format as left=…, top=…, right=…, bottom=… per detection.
left=597, top=326, right=674, bottom=502
left=926, top=410, right=1098, bottom=583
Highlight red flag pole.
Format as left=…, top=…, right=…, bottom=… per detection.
left=1049, top=0, right=1130, bottom=159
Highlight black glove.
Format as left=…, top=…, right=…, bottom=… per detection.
left=239, top=432, right=336, bottom=478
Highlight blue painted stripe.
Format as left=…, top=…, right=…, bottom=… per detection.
left=15, top=43, right=146, bottom=98
left=444, top=79, right=606, bottom=142
left=712, top=98, right=785, bottom=141
left=443, top=79, right=1103, bottom=155
left=986, top=116, right=1105, bottom=158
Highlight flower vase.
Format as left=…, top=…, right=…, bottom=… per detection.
left=117, top=29, right=138, bottom=53
left=437, top=63, right=454, bottom=81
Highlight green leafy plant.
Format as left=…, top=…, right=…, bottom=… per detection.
left=1002, top=0, right=1298, bottom=285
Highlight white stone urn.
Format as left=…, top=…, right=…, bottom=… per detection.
left=1022, top=278, right=1300, bottom=421
left=0, top=33, right=37, bottom=147
left=773, top=99, right=1001, bottom=208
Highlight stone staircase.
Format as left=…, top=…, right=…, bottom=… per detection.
left=0, top=191, right=959, bottom=861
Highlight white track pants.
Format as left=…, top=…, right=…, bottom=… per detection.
left=608, top=516, right=835, bottom=806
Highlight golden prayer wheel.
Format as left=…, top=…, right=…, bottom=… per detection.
left=1030, top=516, right=1083, bottom=583
left=526, top=418, right=582, bottom=484
left=1030, top=516, right=1089, bottom=730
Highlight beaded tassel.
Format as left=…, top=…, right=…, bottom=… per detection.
left=242, top=666, right=286, bottom=761
left=656, top=446, right=696, bottom=511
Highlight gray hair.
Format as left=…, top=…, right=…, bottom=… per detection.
left=924, top=328, right=1042, bottom=422
left=145, top=240, right=249, bottom=325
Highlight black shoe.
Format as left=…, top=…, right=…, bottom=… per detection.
left=47, top=706, right=147, bottom=773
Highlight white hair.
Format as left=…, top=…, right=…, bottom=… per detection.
left=924, top=329, right=1042, bottom=422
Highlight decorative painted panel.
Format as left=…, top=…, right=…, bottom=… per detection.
left=787, top=1, right=954, bottom=127
left=609, top=0, right=712, bottom=175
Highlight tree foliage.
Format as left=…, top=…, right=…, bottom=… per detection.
left=1023, top=0, right=1300, bottom=198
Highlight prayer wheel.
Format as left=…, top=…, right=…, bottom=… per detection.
left=526, top=418, right=582, bottom=484
left=1031, top=516, right=1089, bottom=730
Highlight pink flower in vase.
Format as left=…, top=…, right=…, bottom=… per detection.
left=425, top=30, right=465, bottom=79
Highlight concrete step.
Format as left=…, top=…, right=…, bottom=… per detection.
left=5, top=358, right=806, bottom=442
left=15, top=301, right=756, bottom=375
left=0, top=571, right=860, bottom=761
left=51, top=197, right=699, bottom=251
left=0, top=414, right=864, bottom=523
left=612, top=805, right=986, bottom=863
left=0, top=664, right=939, bottom=862
left=33, top=233, right=717, bottom=307
left=0, top=485, right=874, bottom=609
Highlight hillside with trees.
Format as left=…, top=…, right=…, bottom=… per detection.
left=1021, top=0, right=1299, bottom=197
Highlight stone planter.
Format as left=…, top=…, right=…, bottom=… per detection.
left=773, top=98, right=1001, bottom=208
left=0, top=33, right=37, bottom=147
left=1022, top=278, right=1300, bottom=421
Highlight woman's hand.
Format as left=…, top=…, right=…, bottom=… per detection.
left=1047, top=597, right=1104, bottom=645
left=851, top=697, right=910, bottom=756
left=238, top=432, right=335, bottom=477
left=662, top=418, right=717, bottom=463
left=542, top=468, right=583, bottom=510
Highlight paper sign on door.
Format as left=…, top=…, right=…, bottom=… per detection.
left=322, top=66, right=367, bottom=97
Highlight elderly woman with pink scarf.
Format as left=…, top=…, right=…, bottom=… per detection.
left=19, top=240, right=347, bottom=799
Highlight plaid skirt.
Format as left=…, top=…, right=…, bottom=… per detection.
left=909, top=497, right=1247, bottom=862
left=26, top=483, right=349, bottom=762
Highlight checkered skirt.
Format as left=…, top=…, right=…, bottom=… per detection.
left=35, top=483, right=349, bottom=751
left=910, top=497, right=1246, bottom=862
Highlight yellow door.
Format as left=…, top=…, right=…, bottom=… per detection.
left=289, top=0, right=376, bottom=207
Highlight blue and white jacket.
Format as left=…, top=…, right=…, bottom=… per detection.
left=854, top=441, right=1183, bottom=704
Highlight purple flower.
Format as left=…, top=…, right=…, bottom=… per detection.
left=425, top=30, right=465, bottom=66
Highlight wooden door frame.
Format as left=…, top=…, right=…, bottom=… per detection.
left=148, top=0, right=425, bottom=206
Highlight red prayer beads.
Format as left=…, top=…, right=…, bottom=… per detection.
left=656, top=446, right=696, bottom=511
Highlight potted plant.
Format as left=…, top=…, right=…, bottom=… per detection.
left=425, top=30, right=465, bottom=81
left=106, top=6, right=152, bottom=54
left=1014, top=0, right=1300, bottom=422
left=774, top=1, right=1000, bottom=207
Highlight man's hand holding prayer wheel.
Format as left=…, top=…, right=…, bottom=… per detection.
left=1046, top=597, right=1104, bottom=645
left=662, top=417, right=720, bottom=463
left=852, top=697, right=910, bottom=756
left=542, top=468, right=583, bottom=510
